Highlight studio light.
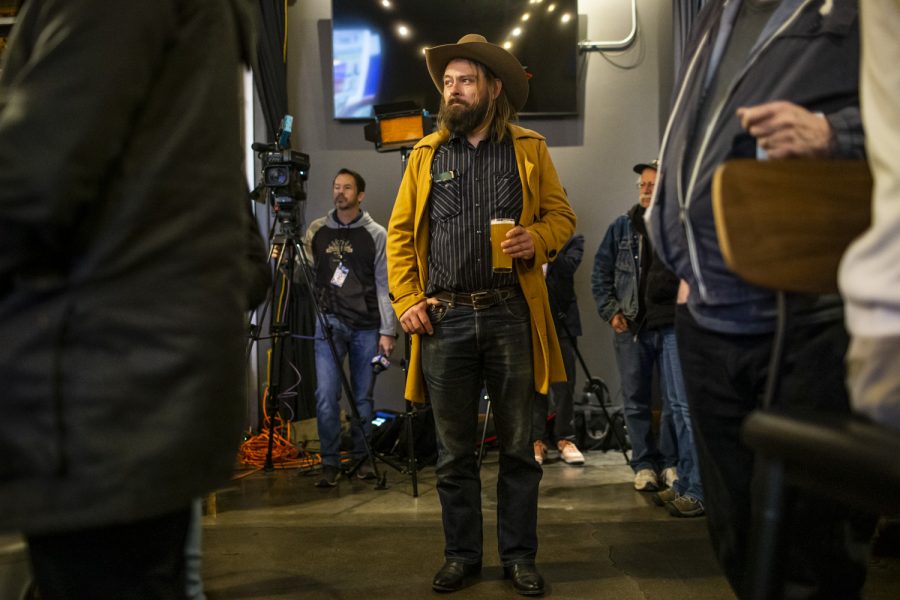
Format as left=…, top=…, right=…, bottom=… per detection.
left=363, top=101, right=434, bottom=153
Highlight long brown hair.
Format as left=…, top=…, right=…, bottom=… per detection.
left=481, top=63, right=518, bottom=142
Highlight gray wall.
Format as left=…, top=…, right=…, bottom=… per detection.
left=277, top=0, right=674, bottom=411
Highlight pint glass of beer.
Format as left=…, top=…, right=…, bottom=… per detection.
left=490, top=218, right=515, bottom=273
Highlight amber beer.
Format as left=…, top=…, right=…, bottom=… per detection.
left=490, top=218, right=515, bottom=273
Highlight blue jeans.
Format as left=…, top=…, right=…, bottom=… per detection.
left=421, top=295, right=541, bottom=566
left=659, top=327, right=703, bottom=502
left=314, top=314, right=379, bottom=468
left=613, top=328, right=678, bottom=472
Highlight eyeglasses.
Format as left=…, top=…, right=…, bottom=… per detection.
left=636, top=181, right=655, bottom=189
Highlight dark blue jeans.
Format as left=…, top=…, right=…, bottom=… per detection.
left=314, top=315, right=379, bottom=467
left=613, top=328, right=678, bottom=472
left=659, top=326, right=703, bottom=502
left=421, top=294, right=541, bottom=566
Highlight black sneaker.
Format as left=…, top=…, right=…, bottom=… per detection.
left=315, top=465, right=341, bottom=488
left=356, top=461, right=377, bottom=481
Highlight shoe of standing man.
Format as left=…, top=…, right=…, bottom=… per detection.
left=432, top=560, right=481, bottom=592
left=661, top=466, right=678, bottom=488
left=315, top=465, right=341, bottom=488
left=356, top=460, right=377, bottom=481
left=634, top=468, right=659, bottom=491
left=504, top=563, right=546, bottom=596
left=666, top=495, right=705, bottom=518
left=652, top=487, right=679, bottom=507
left=533, top=440, right=548, bottom=465
left=556, top=439, right=585, bottom=465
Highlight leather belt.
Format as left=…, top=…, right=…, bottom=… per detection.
left=432, top=287, right=522, bottom=310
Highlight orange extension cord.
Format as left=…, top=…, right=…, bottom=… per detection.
left=237, top=388, right=314, bottom=469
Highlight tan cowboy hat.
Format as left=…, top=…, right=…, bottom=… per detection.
left=425, top=33, right=529, bottom=111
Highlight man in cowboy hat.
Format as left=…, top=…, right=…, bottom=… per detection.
left=387, top=34, right=576, bottom=596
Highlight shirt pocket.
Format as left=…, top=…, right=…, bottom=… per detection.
left=430, top=178, right=463, bottom=222
left=615, top=239, right=637, bottom=273
left=493, top=172, right=521, bottom=215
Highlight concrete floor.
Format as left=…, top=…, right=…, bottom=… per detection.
left=201, top=448, right=900, bottom=600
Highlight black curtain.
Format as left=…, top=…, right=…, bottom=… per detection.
left=255, top=0, right=289, bottom=140
left=253, top=1, right=317, bottom=422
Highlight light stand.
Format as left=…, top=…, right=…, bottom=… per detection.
left=550, top=283, right=630, bottom=464
left=359, top=102, right=436, bottom=496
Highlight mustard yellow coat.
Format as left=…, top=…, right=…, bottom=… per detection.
left=386, top=124, right=577, bottom=402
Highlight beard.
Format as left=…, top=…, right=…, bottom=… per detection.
left=334, top=193, right=356, bottom=209
left=439, top=95, right=490, bottom=136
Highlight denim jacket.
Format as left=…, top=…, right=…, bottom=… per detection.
left=592, top=212, right=641, bottom=324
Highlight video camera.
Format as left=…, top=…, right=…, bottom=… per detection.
left=251, top=115, right=310, bottom=223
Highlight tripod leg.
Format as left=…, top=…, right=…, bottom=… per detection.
left=263, top=274, right=292, bottom=472
left=590, top=381, right=631, bottom=465
left=477, top=396, right=492, bottom=469
left=405, top=405, right=419, bottom=498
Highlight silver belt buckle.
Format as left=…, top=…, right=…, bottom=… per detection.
left=470, top=291, right=493, bottom=310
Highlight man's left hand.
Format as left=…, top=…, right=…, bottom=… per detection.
left=737, top=100, right=835, bottom=159
left=501, top=225, right=535, bottom=260
left=378, top=335, right=395, bottom=357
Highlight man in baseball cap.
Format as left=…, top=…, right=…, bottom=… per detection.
left=592, top=160, right=684, bottom=499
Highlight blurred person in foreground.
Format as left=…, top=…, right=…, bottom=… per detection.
left=0, top=1, right=260, bottom=597
left=646, top=0, right=873, bottom=597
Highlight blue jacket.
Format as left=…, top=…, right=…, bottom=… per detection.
left=592, top=211, right=641, bottom=324
left=645, top=0, right=862, bottom=331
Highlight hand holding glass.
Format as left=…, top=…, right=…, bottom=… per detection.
left=490, top=218, right=516, bottom=273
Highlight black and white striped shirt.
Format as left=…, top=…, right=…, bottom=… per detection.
left=426, top=134, right=521, bottom=294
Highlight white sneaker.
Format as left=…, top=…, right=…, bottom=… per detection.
left=557, top=439, right=585, bottom=465
left=634, top=468, right=659, bottom=492
left=533, top=440, right=548, bottom=465
left=661, top=466, right=679, bottom=488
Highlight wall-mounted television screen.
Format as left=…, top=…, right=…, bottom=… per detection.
left=332, top=0, right=579, bottom=120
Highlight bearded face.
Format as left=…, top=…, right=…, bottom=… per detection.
left=439, top=92, right=490, bottom=136
left=439, top=59, right=495, bottom=136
